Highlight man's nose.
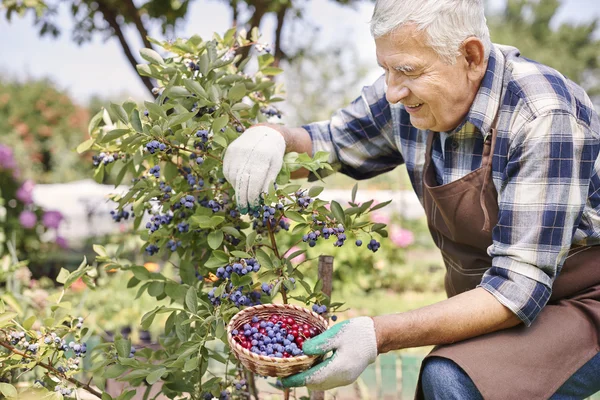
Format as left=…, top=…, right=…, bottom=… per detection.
left=385, top=80, right=410, bottom=104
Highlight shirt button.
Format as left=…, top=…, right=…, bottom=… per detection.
left=451, top=140, right=459, bottom=150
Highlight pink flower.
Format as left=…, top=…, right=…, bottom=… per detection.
left=16, top=180, right=35, bottom=205
left=284, top=245, right=306, bottom=264
left=0, top=145, right=16, bottom=170
left=42, top=210, right=63, bottom=229
left=370, top=211, right=390, bottom=225
left=390, top=226, right=414, bottom=248
left=19, top=210, right=37, bottom=229
left=56, top=236, right=69, bottom=249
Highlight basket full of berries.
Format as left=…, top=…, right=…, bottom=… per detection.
left=227, top=303, right=329, bottom=377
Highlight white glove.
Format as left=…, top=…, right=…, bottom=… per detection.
left=222, top=126, right=286, bottom=212
left=281, top=317, right=378, bottom=391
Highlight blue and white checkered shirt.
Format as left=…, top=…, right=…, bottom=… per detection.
left=304, top=44, right=600, bottom=326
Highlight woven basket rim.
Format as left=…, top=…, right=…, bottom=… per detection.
left=227, top=303, right=329, bottom=364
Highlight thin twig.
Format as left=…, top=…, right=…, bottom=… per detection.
left=0, top=341, right=103, bottom=398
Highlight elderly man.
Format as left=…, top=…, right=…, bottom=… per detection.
left=223, top=0, right=600, bottom=398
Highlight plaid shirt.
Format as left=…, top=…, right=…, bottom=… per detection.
left=304, top=44, right=600, bottom=326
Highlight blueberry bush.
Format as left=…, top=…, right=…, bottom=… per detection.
left=0, top=29, right=389, bottom=399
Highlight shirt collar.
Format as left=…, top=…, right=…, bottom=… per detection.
left=450, top=44, right=506, bottom=136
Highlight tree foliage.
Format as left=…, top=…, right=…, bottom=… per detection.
left=488, top=0, right=600, bottom=100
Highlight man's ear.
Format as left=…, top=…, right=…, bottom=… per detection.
left=461, top=37, right=486, bottom=80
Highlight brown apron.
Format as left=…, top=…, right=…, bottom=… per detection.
left=415, top=113, right=600, bottom=399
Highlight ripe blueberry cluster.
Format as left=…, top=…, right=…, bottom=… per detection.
left=366, top=239, right=381, bottom=252
left=54, top=386, right=73, bottom=396
left=302, top=224, right=347, bottom=247
left=250, top=204, right=290, bottom=233
left=215, top=258, right=261, bottom=280
left=110, top=209, right=132, bottom=222
left=166, top=239, right=182, bottom=252
left=199, top=198, right=222, bottom=213
left=260, top=106, right=281, bottom=118
left=232, top=314, right=319, bottom=358
left=180, top=195, right=196, bottom=209
left=145, top=140, right=167, bottom=154
left=149, top=165, right=160, bottom=178
left=208, top=284, right=262, bottom=307
left=196, top=129, right=210, bottom=142
left=92, top=152, right=118, bottom=166
left=145, top=244, right=159, bottom=255
left=146, top=212, right=174, bottom=233
left=295, top=190, right=313, bottom=209
left=159, top=182, right=172, bottom=201
left=177, top=222, right=189, bottom=233
left=312, top=304, right=328, bottom=315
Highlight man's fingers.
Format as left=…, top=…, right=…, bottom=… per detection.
left=281, top=355, right=335, bottom=388
left=235, top=172, right=251, bottom=213
left=302, top=320, right=349, bottom=356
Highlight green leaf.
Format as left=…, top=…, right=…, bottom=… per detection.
left=262, top=67, right=283, bottom=75
left=146, top=367, right=166, bottom=385
left=110, top=103, right=129, bottom=124
left=222, top=226, right=241, bottom=238
left=351, top=183, right=358, bottom=203
left=130, top=109, right=143, bottom=132
left=88, top=109, right=104, bottom=135
left=104, top=364, right=128, bottom=379
left=164, top=162, right=178, bottom=182
left=56, top=268, right=69, bottom=284
left=131, top=266, right=151, bottom=281
left=186, top=287, right=198, bottom=314
left=231, top=250, right=251, bottom=258
left=101, top=128, right=131, bottom=143
left=140, top=48, right=165, bottom=66
left=183, top=357, right=199, bottom=372
left=168, top=111, right=196, bottom=128
left=212, top=115, right=229, bottom=133
left=245, top=230, right=257, bottom=250
left=141, top=308, right=158, bottom=331
left=330, top=201, right=345, bottom=225
left=308, top=186, right=324, bottom=198
left=0, top=383, right=17, bottom=398
left=0, top=312, right=17, bottom=328
left=370, top=199, right=393, bottom=212
left=285, top=210, right=305, bottom=223
left=231, top=103, right=251, bottom=111
left=115, top=338, right=131, bottom=358
left=371, top=223, right=387, bottom=231
left=183, top=79, right=208, bottom=99
left=148, top=281, right=165, bottom=297
left=208, top=230, right=224, bottom=250
left=255, top=248, right=273, bottom=270
left=144, top=101, right=167, bottom=119
left=292, top=222, right=308, bottom=235
left=77, top=138, right=94, bottom=154
left=94, top=244, right=108, bottom=257
left=22, top=315, right=36, bottom=330
left=228, top=83, right=246, bottom=102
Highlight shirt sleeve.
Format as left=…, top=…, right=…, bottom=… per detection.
left=479, top=111, right=599, bottom=326
left=302, top=74, right=403, bottom=181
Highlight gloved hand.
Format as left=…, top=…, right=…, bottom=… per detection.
left=222, top=125, right=286, bottom=213
left=281, top=317, right=378, bottom=390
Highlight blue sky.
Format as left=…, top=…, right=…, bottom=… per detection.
left=1, top=0, right=599, bottom=104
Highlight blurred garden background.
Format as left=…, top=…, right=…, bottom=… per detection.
left=0, top=0, right=600, bottom=399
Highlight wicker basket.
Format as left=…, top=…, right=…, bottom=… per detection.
left=227, top=303, right=329, bottom=377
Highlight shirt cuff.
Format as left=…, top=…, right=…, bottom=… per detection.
left=478, top=265, right=552, bottom=327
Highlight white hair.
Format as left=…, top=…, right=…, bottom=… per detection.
left=370, top=0, right=492, bottom=64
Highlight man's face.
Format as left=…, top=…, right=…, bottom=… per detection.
left=375, top=25, right=480, bottom=132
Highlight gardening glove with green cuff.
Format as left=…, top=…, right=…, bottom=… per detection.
left=282, top=317, right=378, bottom=390
left=222, top=125, right=286, bottom=214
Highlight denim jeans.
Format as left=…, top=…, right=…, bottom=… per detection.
left=421, top=352, right=600, bottom=400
